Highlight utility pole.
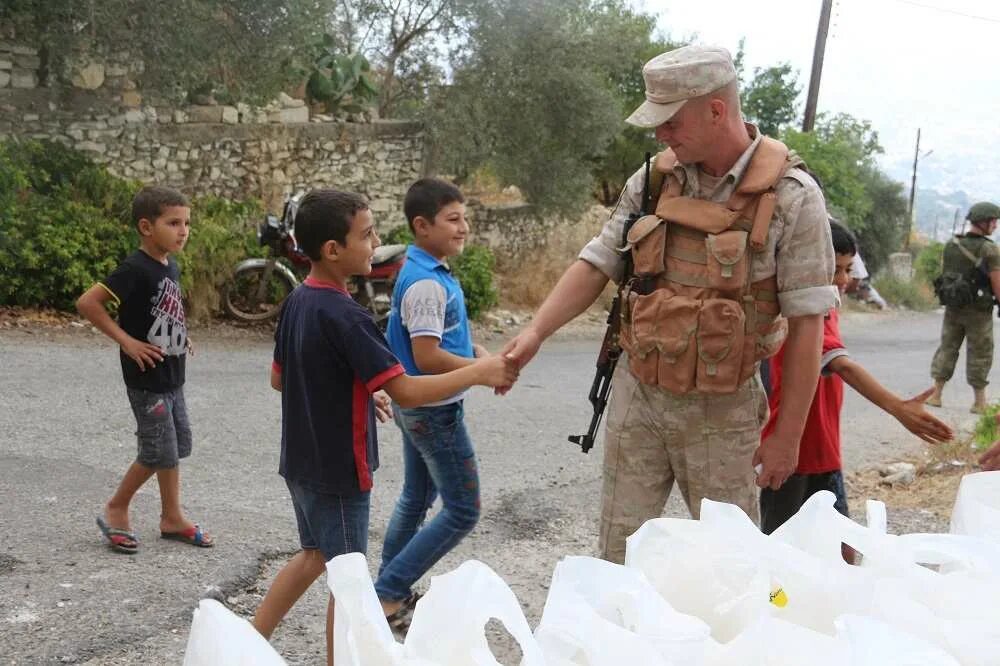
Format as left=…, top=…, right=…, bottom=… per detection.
left=905, top=128, right=925, bottom=250
left=802, top=0, right=834, bottom=132
left=951, top=206, right=961, bottom=237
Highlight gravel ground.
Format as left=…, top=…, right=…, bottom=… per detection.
left=0, top=306, right=991, bottom=664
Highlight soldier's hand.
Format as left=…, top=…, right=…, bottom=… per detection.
left=495, top=329, right=541, bottom=395
left=753, top=432, right=799, bottom=490
left=477, top=353, right=520, bottom=389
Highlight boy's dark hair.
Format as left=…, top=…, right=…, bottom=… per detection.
left=131, top=185, right=189, bottom=227
left=294, top=189, right=370, bottom=260
left=404, top=178, right=464, bottom=232
left=829, top=219, right=857, bottom=256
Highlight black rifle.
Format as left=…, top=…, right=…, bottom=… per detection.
left=569, top=152, right=652, bottom=453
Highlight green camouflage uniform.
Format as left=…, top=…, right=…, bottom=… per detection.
left=580, top=128, right=837, bottom=563
left=930, top=234, right=1000, bottom=389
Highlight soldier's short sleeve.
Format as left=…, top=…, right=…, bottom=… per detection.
left=774, top=171, right=839, bottom=317
left=984, top=242, right=1000, bottom=273
left=578, top=165, right=644, bottom=284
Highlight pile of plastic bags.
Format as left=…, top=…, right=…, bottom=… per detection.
left=184, top=471, right=1000, bottom=665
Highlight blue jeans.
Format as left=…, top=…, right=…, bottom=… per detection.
left=374, top=401, right=480, bottom=602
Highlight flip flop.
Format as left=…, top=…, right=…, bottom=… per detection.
left=160, top=524, right=214, bottom=548
left=96, top=515, right=138, bottom=554
left=385, top=592, right=422, bottom=636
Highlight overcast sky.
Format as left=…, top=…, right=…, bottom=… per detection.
left=637, top=0, right=999, bottom=199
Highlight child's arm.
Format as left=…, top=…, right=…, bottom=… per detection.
left=411, top=336, right=478, bottom=374
left=827, top=356, right=953, bottom=443
left=270, top=365, right=282, bottom=392
left=76, top=285, right=165, bottom=371
left=381, top=354, right=517, bottom=408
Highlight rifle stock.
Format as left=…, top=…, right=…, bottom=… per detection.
left=569, top=152, right=651, bottom=453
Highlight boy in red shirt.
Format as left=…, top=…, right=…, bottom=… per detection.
left=760, top=221, right=953, bottom=534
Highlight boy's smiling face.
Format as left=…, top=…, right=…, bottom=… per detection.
left=414, top=201, right=468, bottom=260
left=833, top=252, right=855, bottom=295
left=329, top=207, right=380, bottom=276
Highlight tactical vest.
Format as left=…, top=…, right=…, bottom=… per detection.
left=619, top=137, right=799, bottom=395
left=936, top=234, right=995, bottom=310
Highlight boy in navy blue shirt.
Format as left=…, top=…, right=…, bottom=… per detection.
left=251, top=189, right=517, bottom=665
left=375, top=178, right=490, bottom=629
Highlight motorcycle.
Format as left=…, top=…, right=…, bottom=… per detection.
left=223, top=193, right=407, bottom=327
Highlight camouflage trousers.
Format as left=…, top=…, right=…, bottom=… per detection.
left=598, top=361, right=769, bottom=564
left=930, top=306, right=994, bottom=389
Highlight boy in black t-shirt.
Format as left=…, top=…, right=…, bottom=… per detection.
left=77, top=185, right=213, bottom=554
left=250, top=189, right=518, bottom=665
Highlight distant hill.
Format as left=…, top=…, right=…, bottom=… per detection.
left=911, top=187, right=972, bottom=241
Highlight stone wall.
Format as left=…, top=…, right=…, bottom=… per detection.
left=0, top=40, right=41, bottom=90
left=1, top=100, right=425, bottom=229
left=468, top=202, right=609, bottom=266
left=0, top=37, right=425, bottom=228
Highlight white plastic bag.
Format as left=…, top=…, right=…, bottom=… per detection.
left=404, top=559, right=547, bottom=666
left=704, top=616, right=845, bottom=666
left=626, top=515, right=771, bottom=642
left=834, top=614, right=959, bottom=666
left=535, top=556, right=716, bottom=666
left=951, top=471, right=1000, bottom=544
left=326, top=553, right=422, bottom=666
left=182, top=599, right=287, bottom=666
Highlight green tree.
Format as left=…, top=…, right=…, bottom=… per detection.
left=427, top=0, right=656, bottom=211
left=2, top=0, right=331, bottom=104
left=327, top=0, right=466, bottom=118
left=741, top=63, right=801, bottom=137
left=782, top=113, right=906, bottom=274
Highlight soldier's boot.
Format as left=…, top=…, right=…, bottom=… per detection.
left=926, top=380, right=945, bottom=407
left=971, top=388, right=988, bottom=414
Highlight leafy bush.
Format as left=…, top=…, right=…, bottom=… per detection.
left=872, top=273, right=937, bottom=311
left=383, top=224, right=415, bottom=245
left=914, top=241, right=945, bottom=286
left=176, top=196, right=264, bottom=321
left=972, top=403, right=1000, bottom=451
left=0, top=139, right=139, bottom=310
left=0, top=139, right=262, bottom=320
left=451, top=244, right=498, bottom=320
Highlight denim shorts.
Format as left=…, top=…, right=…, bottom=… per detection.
left=126, top=386, right=192, bottom=469
left=285, top=479, right=370, bottom=561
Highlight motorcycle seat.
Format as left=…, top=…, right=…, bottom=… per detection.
left=372, top=244, right=407, bottom=266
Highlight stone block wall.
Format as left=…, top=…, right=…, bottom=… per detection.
left=0, top=41, right=40, bottom=90
left=1, top=98, right=425, bottom=229
left=468, top=202, right=609, bottom=266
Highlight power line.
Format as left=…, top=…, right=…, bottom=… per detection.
left=886, top=0, right=1000, bottom=24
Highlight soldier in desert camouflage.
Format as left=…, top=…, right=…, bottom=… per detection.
left=501, top=44, right=838, bottom=562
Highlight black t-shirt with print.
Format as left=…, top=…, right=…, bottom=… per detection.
left=101, top=250, right=187, bottom=392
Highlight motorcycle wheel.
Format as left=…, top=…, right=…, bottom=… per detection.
left=223, top=265, right=296, bottom=322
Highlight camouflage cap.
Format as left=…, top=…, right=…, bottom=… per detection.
left=625, top=45, right=737, bottom=128
left=967, top=201, right=1000, bottom=223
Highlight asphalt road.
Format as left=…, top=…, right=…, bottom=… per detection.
left=0, top=308, right=992, bottom=664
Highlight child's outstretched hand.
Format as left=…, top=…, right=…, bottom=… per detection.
left=476, top=353, right=519, bottom=389
left=896, top=387, right=954, bottom=444
left=121, top=336, right=165, bottom=371
left=373, top=391, right=392, bottom=423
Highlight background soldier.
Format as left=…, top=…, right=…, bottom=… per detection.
left=928, top=201, right=1000, bottom=413
left=500, top=45, right=837, bottom=563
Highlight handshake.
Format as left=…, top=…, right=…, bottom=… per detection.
left=472, top=347, right=520, bottom=391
